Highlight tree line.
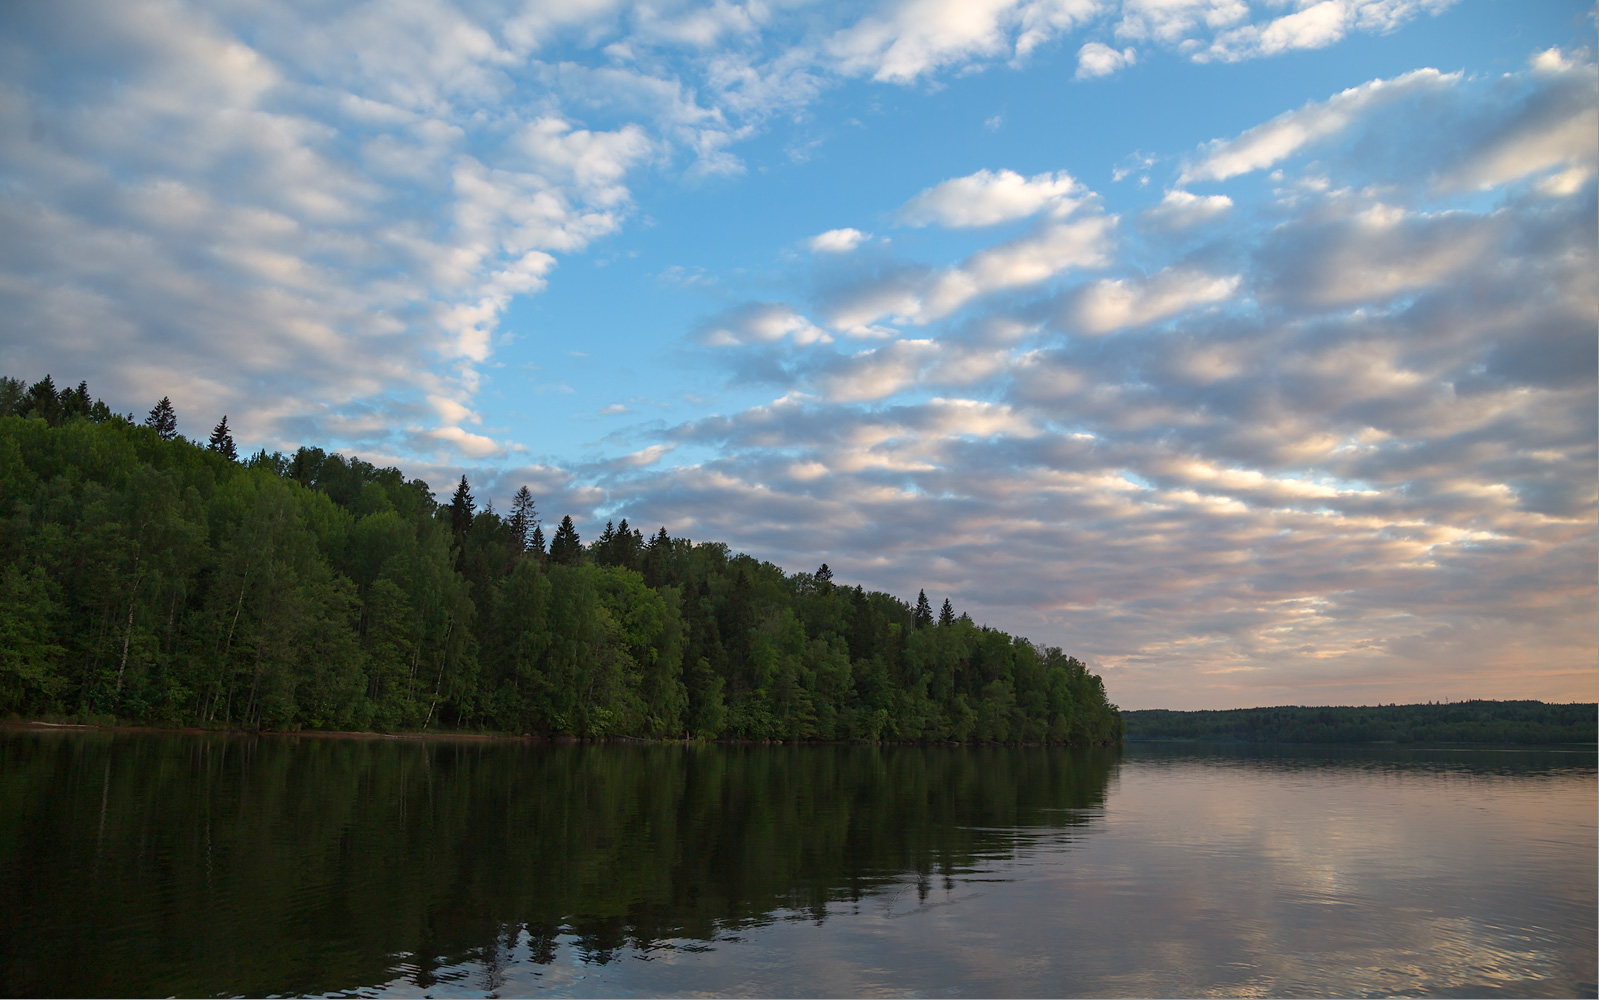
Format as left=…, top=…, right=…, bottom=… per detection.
left=1122, top=701, right=1596, bottom=744
left=0, top=375, right=1123, bottom=744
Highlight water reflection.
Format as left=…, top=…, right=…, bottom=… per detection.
left=2, top=732, right=1593, bottom=997
left=0, top=732, right=1118, bottom=997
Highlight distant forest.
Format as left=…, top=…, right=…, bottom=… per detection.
left=0, top=375, right=1123, bottom=744
left=1124, top=702, right=1597, bottom=745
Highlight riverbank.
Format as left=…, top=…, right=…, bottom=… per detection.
left=1122, top=700, right=1596, bottom=745
left=2, top=717, right=1127, bottom=749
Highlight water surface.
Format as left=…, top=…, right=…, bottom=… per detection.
left=0, top=730, right=1592, bottom=997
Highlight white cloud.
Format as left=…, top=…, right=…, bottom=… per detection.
left=1139, top=189, right=1233, bottom=232
left=900, top=168, right=1085, bottom=228
left=807, top=227, right=870, bottom=253
left=1063, top=267, right=1241, bottom=334
left=818, top=339, right=941, bottom=402
left=919, top=213, right=1118, bottom=319
left=700, top=302, right=832, bottom=346
left=1201, top=0, right=1458, bottom=63
left=1180, top=68, right=1457, bottom=183
left=826, top=0, right=1028, bottom=84
left=1075, top=41, right=1136, bottom=79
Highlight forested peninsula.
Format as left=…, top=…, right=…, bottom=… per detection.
left=0, top=376, right=1123, bottom=744
left=1124, top=702, right=1597, bottom=745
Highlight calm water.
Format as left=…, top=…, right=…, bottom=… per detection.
left=0, top=730, right=1593, bottom=998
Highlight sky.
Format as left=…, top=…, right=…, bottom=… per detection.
left=1, top=0, right=1595, bottom=710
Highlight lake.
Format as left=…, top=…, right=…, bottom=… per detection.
left=1, top=729, right=1593, bottom=998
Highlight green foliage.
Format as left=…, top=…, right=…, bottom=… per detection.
left=1123, top=702, right=1596, bottom=745
left=0, top=383, right=1121, bottom=743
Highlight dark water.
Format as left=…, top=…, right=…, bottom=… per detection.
left=0, top=730, right=1592, bottom=998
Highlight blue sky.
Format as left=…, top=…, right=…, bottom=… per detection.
left=2, top=0, right=1595, bottom=708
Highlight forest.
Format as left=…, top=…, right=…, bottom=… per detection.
left=0, top=375, right=1123, bottom=744
left=1123, top=702, right=1596, bottom=744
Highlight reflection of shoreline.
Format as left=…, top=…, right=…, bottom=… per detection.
left=1124, top=740, right=1597, bottom=777
left=0, top=732, right=1121, bottom=997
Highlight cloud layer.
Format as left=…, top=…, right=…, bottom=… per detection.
left=609, top=54, right=1597, bottom=708
left=2, top=1, right=1591, bottom=709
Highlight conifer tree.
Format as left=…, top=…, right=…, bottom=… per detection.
left=450, top=475, right=475, bottom=538
left=26, top=376, right=62, bottom=425
left=913, top=589, right=933, bottom=630
left=529, top=523, right=547, bottom=559
left=939, top=597, right=956, bottom=627
left=615, top=517, right=640, bottom=571
left=508, top=485, right=537, bottom=553
left=146, top=395, right=177, bottom=440
left=596, top=520, right=617, bottom=564
left=549, top=515, right=582, bottom=565
left=815, top=563, right=832, bottom=590
left=62, top=381, right=92, bottom=419
left=207, top=415, right=238, bottom=461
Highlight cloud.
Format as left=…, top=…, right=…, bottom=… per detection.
left=919, top=213, right=1118, bottom=319
left=807, top=227, right=870, bottom=253
left=1074, top=41, right=1136, bottom=79
left=817, top=339, right=941, bottom=402
left=899, top=168, right=1085, bottom=228
left=1138, top=189, right=1232, bottom=232
left=1180, top=68, right=1456, bottom=183
left=606, top=61, right=1595, bottom=709
left=1200, top=0, right=1457, bottom=63
left=699, top=302, right=833, bottom=346
left=1061, top=267, right=1241, bottom=335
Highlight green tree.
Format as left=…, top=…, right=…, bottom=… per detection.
left=549, top=516, right=583, bottom=566
left=449, top=476, right=475, bottom=540
left=146, top=396, right=177, bottom=441
left=508, top=485, right=537, bottom=554
left=208, top=415, right=238, bottom=461
left=913, top=590, right=933, bottom=630
left=939, top=598, right=955, bottom=627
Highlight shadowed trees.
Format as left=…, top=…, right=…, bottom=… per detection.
left=0, top=373, right=1123, bottom=744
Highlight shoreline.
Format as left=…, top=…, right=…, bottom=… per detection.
left=0, top=718, right=1120, bottom=748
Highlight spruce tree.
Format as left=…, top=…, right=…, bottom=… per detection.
left=449, top=476, right=475, bottom=538
left=207, top=415, right=238, bottom=461
left=939, top=597, right=956, bottom=627
left=615, top=518, right=640, bottom=571
left=529, top=523, right=547, bottom=559
left=146, top=396, right=177, bottom=440
left=549, top=515, right=582, bottom=565
left=815, top=563, right=832, bottom=590
left=508, top=485, right=537, bottom=553
left=913, top=589, right=933, bottom=630
left=25, top=376, right=62, bottom=425
left=595, top=520, right=617, bottom=565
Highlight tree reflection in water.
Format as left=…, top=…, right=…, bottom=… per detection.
left=0, top=731, right=1119, bottom=997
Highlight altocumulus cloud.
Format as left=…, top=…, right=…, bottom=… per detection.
left=607, top=52, right=1596, bottom=708
left=2, top=0, right=1590, bottom=708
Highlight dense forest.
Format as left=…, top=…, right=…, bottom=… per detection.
left=1124, top=702, right=1596, bottom=745
left=0, top=375, right=1123, bottom=744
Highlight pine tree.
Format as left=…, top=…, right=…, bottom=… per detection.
left=913, top=589, right=933, bottom=630
left=815, top=563, right=833, bottom=590
left=25, top=375, right=62, bottom=425
left=595, top=520, right=617, bottom=565
left=450, top=476, right=475, bottom=538
left=146, top=396, right=177, bottom=440
left=549, top=515, right=582, bottom=565
left=207, top=415, right=238, bottom=461
left=529, top=523, right=547, bottom=559
left=508, top=486, right=537, bottom=553
left=643, top=527, right=671, bottom=587
left=938, top=598, right=956, bottom=627
left=615, top=518, right=640, bottom=571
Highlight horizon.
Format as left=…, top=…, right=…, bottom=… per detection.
left=1, top=0, right=1595, bottom=711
